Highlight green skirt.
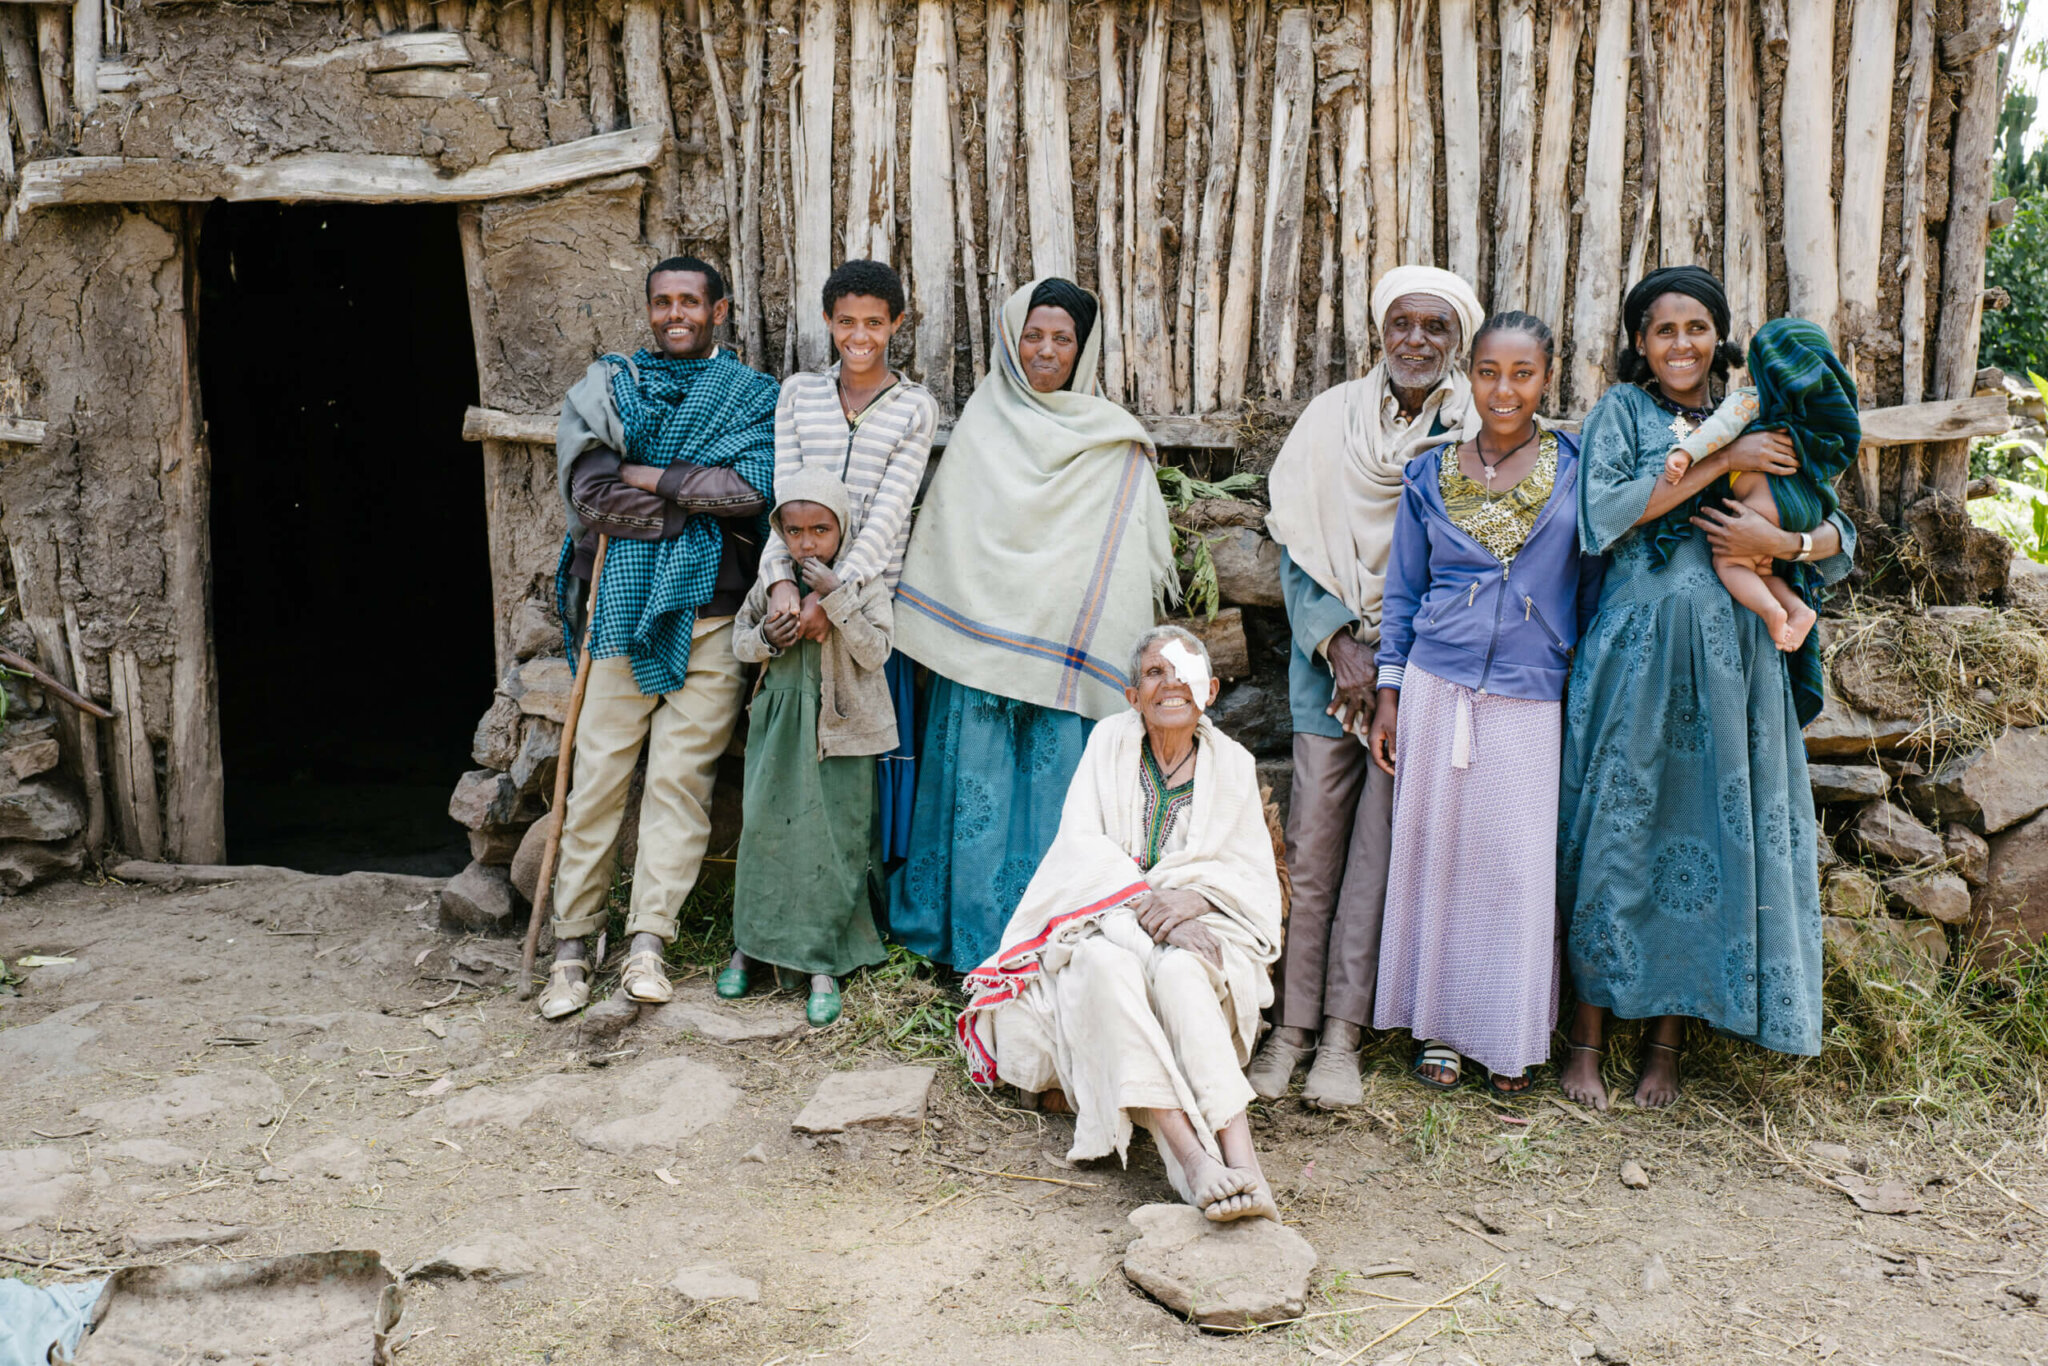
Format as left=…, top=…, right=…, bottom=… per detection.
left=733, top=640, right=887, bottom=978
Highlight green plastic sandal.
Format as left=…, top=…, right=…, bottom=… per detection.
left=715, top=966, right=749, bottom=999
left=805, top=984, right=842, bottom=1028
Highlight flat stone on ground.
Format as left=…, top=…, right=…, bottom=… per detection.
left=571, top=1056, right=738, bottom=1157
left=436, top=1075, right=589, bottom=1132
left=791, top=1066, right=936, bottom=1135
left=0, top=1000, right=102, bottom=1078
left=650, top=989, right=806, bottom=1043
left=0, top=1149, right=79, bottom=1232
left=283, top=1138, right=370, bottom=1183
left=1121, top=1203, right=1316, bottom=1329
left=408, top=1232, right=540, bottom=1282
left=671, top=1263, right=760, bottom=1304
left=78, top=1068, right=283, bottom=1135
left=104, top=1139, right=202, bottom=1168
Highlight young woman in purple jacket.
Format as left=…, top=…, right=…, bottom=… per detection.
left=1365, top=312, right=1605, bottom=1095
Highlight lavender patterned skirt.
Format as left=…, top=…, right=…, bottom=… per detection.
left=1373, top=664, right=1562, bottom=1078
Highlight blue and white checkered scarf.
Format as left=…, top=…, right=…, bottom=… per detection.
left=557, top=348, right=778, bottom=695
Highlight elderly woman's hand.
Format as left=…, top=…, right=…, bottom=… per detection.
left=1720, top=430, right=1798, bottom=476
left=1136, top=888, right=1210, bottom=942
left=1325, top=631, right=1375, bottom=723
left=1690, top=501, right=1801, bottom=564
left=1162, top=918, right=1224, bottom=968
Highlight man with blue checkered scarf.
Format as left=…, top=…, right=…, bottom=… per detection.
left=538, top=257, right=779, bottom=1021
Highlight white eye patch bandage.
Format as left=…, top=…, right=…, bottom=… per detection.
left=1158, top=639, right=1212, bottom=713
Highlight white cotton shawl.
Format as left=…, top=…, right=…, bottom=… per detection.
left=893, top=281, right=1177, bottom=719
left=1263, top=367, right=1481, bottom=647
left=956, top=712, right=1282, bottom=1161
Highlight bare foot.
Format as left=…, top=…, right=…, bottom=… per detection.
left=1560, top=1044, right=1609, bottom=1111
left=1182, top=1151, right=1255, bottom=1217
left=1204, top=1170, right=1279, bottom=1223
left=1488, top=1071, right=1534, bottom=1094
left=1633, top=1039, right=1682, bottom=1108
left=1779, top=600, right=1817, bottom=653
left=1757, top=598, right=1792, bottom=651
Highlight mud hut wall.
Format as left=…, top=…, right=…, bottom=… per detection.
left=0, top=0, right=2008, bottom=865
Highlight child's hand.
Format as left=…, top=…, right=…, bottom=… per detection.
left=798, top=593, right=831, bottom=642
left=763, top=610, right=801, bottom=649
left=1664, top=449, right=1692, bottom=484
left=769, top=579, right=802, bottom=620
left=798, top=557, right=841, bottom=597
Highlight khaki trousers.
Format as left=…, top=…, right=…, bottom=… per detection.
left=1272, top=731, right=1395, bottom=1030
left=551, top=617, right=746, bottom=942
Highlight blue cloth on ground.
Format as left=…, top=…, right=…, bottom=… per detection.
left=0, top=1276, right=105, bottom=1366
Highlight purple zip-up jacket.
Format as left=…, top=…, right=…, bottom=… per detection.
left=1374, top=434, right=1605, bottom=703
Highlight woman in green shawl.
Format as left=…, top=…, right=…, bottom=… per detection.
left=888, top=278, right=1178, bottom=970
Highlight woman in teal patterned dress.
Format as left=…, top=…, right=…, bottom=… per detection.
left=1558, top=267, right=1858, bottom=1110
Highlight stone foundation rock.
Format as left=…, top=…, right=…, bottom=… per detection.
left=1121, top=1203, right=1316, bottom=1330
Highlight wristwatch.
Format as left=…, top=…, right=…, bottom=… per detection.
left=1795, top=531, right=1814, bottom=562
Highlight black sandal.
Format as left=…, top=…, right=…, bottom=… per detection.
left=1485, top=1068, right=1537, bottom=1097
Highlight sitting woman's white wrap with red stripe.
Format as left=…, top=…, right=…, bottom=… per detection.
left=956, top=711, right=1283, bottom=1172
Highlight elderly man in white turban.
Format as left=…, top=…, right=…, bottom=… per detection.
left=1248, top=265, right=1485, bottom=1108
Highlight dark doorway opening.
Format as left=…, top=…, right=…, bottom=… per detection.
left=198, top=202, right=492, bottom=876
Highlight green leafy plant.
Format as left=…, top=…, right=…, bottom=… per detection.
left=1155, top=465, right=1261, bottom=622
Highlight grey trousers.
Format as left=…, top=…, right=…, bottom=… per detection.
left=1273, top=731, right=1395, bottom=1031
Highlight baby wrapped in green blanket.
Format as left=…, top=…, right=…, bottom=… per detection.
left=1659, top=318, right=1860, bottom=673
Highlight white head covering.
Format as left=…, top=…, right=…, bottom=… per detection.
left=1370, top=265, right=1486, bottom=351
left=1265, top=265, right=1486, bottom=658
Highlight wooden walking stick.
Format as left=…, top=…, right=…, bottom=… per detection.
left=519, top=533, right=609, bottom=1000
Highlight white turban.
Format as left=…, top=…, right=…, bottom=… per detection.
left=1370, top=266, right=1485, bottom=352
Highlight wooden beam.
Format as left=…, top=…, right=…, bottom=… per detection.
left=0, top=415, right=46, bottom=444
left=1933, top=0, right=2006, bottom=500
left=278, top=32, right=473, bottom=69
left=984, top=0, right=1019, bottom=314
left=1172, top=39, right=1201, bottom=409
left=1095, top=4, right=1127, bottom=404
left=1529, top=0, right=1582, bottom=384
left=107, top=647, right=162, bottom=863
left=1194, top=0, right=1239, bottom=408
left=1854, top=395, right=2009, bottom=447
left=1336, top=4, right=1368, bottom=379
left=908, top=0, right=954, bottom=410
left=1438, top=0, right=1480, bottom=281
left=15, top=125, right=666, bottom=212
left=1567, top=0, right=1630, bottom=412
left=1654, top=0, right=1710, bottom=267
left=1898, top=0, right=1935, bottom=404
left=943, top=4, right=985, bottom=386
left=460, top=405, right=1244, bottom=452
left=1723, top=0, right=1767, bottom=333
left=71, top=0, right=99, bottom=118
left=1216, top=3, right=1265, bottom=409
left=1128, top=0, right=1171, bottom=412
left=1837, top=0, right=1900, bottom=344
left=1491, top=0, right=1536, bottom=307
left=1019, top=0, right=1075, bottom=281
left=844, top=0, right=896, bottom=264
left=1367, top=0, right=1398, bottom=295
left=790, top=0, right=836, bottom=370
left=1257, top=7, right=1313, bottom=402
left=1782, top=0, right=1839, bottom=336
left=621, top=0, right=677, bottom=257
left=1397, top=0, right=1435, bottom=265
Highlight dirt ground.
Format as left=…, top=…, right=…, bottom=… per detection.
left=2, top=870, right=2044, bottom=1366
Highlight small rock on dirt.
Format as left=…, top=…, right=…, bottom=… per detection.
left=439, top=860, right=523, bottom=933
left=1809, top=1142, right=1870, bottom=1173
left=125, top=1222, right=249, bottom=1254
left=650, top=992, right=806, bottom=1043
left=670, top=1264, right=759, bottom=1304
left=1641, top=1254, right=1671, bottom=1293
left=408, top=1232, right=540, bottom=1282
left=1592, top=1342, right=1633, bottom=1365
left=1619, top=1160, right=1650, bottom=1190
left=739, top=1144, right=770, bottom=1164
left=0, top=1000, right=102, bottom=1078
left=254, top=1166, right=292, bottom=1183
left=1121, top=1203, right=1316, bottom=1329
left=792, top=1066, right=936, bottom=1135
left=1846, top=801, right=1944, bottom=866
left=571, top=1056, right=739, bottom=1157
left=577, top=994, right=641, bottom=1042
left=79, top=1068, right=283, bottom=1135
left=104, top=1139, right=200, bottom=1169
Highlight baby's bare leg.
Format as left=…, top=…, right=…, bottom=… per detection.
left=1712, top=474, right=1815, bottom=652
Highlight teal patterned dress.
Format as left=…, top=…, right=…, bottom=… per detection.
left=1560, top=383, right=1855, bottom=1056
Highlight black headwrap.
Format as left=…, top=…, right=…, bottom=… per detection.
left=1026, top=278, right=1098, bottom=353
left=1618, top=265, right=1743, bottom=385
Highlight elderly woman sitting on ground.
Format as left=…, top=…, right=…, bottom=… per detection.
left=956, top=626, right=1284, bottom=1222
